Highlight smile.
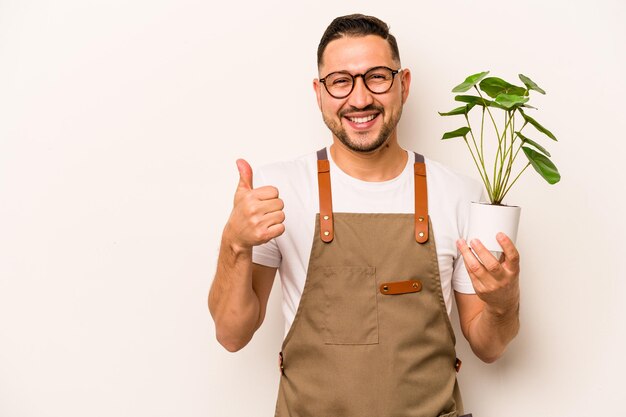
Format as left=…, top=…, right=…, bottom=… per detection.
left=346, top=114, right=379, bottom=124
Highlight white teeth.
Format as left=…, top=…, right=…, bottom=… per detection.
left=348, top=114, right=376, bottom=124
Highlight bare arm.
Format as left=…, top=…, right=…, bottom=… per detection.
left=209, top=241, right=277, bottom=351
left=455, top=233, right=520, bottom=363
left=208, top=159, right=285, bottom=352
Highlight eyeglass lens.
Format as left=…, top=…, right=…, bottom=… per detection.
left=323, top=67, right=397, bottom=98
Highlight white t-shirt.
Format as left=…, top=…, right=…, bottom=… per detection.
left=252, top=148, right=482, bottom=337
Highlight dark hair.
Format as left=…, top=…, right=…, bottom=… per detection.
left=317, top=14, right=401, bottom=68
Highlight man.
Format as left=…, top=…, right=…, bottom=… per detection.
left=209, top=14, right=520, bottom=417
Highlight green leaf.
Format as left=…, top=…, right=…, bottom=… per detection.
left=519, top=109, right=557, bottom=141
left=516, top=131, right=551, bottom=157
left=442, top=126, right=471, bottom=140
left=522, top=147, right=560, bottom=184
left=495, top=94, right=529, bottom=109
left=497, top=94, right=530, bottom=109
left=455, top=95, right=492, bottom=106
left=479, top=77, right=526, bottom=99
left=519, top=74, right=546, bottom=94
left=455, top=95, right=508, bottom=110
left=438, top=104, right=475, bottom=116
left=452, top=71, right=490, bottom=93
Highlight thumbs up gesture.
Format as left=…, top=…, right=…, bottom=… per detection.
left=226, top=159, right=286, bottom=250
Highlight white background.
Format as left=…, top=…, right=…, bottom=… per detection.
left=1, top=1, right=625, bottom=416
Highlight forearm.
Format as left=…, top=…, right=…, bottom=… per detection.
left=209, top=230, right=261, bottom=352
left=466, top=301, right=520, bottom=363
left=456, top=235, right=522, bottom=363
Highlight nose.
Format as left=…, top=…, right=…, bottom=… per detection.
left=347, top=75, right=374, bottom=109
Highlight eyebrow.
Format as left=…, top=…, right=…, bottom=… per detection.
left=321, top=65, right=397, bottom=77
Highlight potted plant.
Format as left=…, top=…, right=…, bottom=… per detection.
left=439, top=71, right=560, bottom=251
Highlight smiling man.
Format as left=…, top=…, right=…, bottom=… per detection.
left=209, top=14, right=521, bottom=417
left=316, top=37, right=404, bottom=154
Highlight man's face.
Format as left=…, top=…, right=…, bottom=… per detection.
left=314, top=35, right=411, bottom=153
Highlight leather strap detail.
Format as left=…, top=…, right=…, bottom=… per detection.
left=317, top=148, right=334, bottom=243
left=316, top=149, right=427, bottom=244
left=379, top=280, right=422, bottom=295
left=455, top=357, right=462, bottom=373
left=414, top=153, right=429, bottom=244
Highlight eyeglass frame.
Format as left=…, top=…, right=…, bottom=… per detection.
left=319, top=66, right=403, bottom=99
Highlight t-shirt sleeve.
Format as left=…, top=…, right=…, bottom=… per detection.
left=451, top=183, right=485, bottom=294
left=451, top=254, right=475, bottom=294
left=253, top=240, right=282, bottom=268
left=251, top=166, right=282, bottom=268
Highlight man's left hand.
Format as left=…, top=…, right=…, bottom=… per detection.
left=457, top=232, right=520, bottom=315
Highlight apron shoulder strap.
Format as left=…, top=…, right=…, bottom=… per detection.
left=413, top=152, right=429, bottom=243
left=317, top=148, right=334, bottom=243
left=316, top=148, right=428, bottom=244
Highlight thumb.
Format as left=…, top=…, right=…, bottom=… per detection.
left=236, top=158, right=253, bottom=190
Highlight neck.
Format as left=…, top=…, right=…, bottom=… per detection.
left=329, top=137, right=408, bottom=182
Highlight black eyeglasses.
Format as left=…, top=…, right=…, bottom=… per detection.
left=319, top=66, right=402, bottom=99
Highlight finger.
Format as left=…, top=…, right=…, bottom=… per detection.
left=456, top=239, right=486, bottom=284
left=266, top=223, right=286, bottom=240
left=248, top=200, right=284, bottom=222
left=259, top=198, right=284, bottom=215
left=249, top=211, right=285, bottom=244
left=262, top=209, right=286, bottom=227
left=469, top=238, right=504, bottom=277
left=496, top=232, right=520, bottom=271
left=236, top=159, right=253, bottom=191
left=253, top=185, right=280, bottom=201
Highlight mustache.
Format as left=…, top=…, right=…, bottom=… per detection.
left=339, top=105, right=384, bottom=117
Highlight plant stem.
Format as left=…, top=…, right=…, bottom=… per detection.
left=464, top=137, right=494, bottom=200
left=494, top=111, right=508, bottom=199
left=499, top=162, right=531, bottom=202
left=475, top=86, right=500, bottom=140
left=495, top=109, right=521, bottom=202
left=464, top=113, right=493, bottom=200
left=497, top=110, right=514, bottom=202
left=465, top=114, right=486, bottom=170
left=499, top=118, right=527, bottom=201
left=493, top=110, right=512, bottom=201
left=505, top=110, right=517, bottom=199
left=475, top=87, right=504, bottom=200
left=480, top=107, right=485, bottom=165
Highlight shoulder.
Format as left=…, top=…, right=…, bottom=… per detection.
left=424, top=156, right=483, bottom=201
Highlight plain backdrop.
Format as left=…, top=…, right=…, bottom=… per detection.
left=1, top=1, right=625, bottom=416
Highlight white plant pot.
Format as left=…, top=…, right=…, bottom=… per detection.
left=467, top=202, right=521, bottom=252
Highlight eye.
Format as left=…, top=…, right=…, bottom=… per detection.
left=330, top=76, right=352, bottom=86
left=366, top=71, right=391, bottom=82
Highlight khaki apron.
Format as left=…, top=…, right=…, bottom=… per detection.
left=275, top=149, right=467, bottom=417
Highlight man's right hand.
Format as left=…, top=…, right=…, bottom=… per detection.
left=210, top=159, right=282, bottom=351
left=224, top=159, right=285, bottom=251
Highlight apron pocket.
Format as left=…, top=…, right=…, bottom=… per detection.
left=320, top=266, right=378, bottom=345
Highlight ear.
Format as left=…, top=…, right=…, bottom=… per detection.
left=313, top=78, right=323, bottom=111
left=400, top=68, right=411, bottom=104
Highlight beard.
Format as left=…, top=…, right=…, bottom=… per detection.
left=322, top=104, right=403, bottom=153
